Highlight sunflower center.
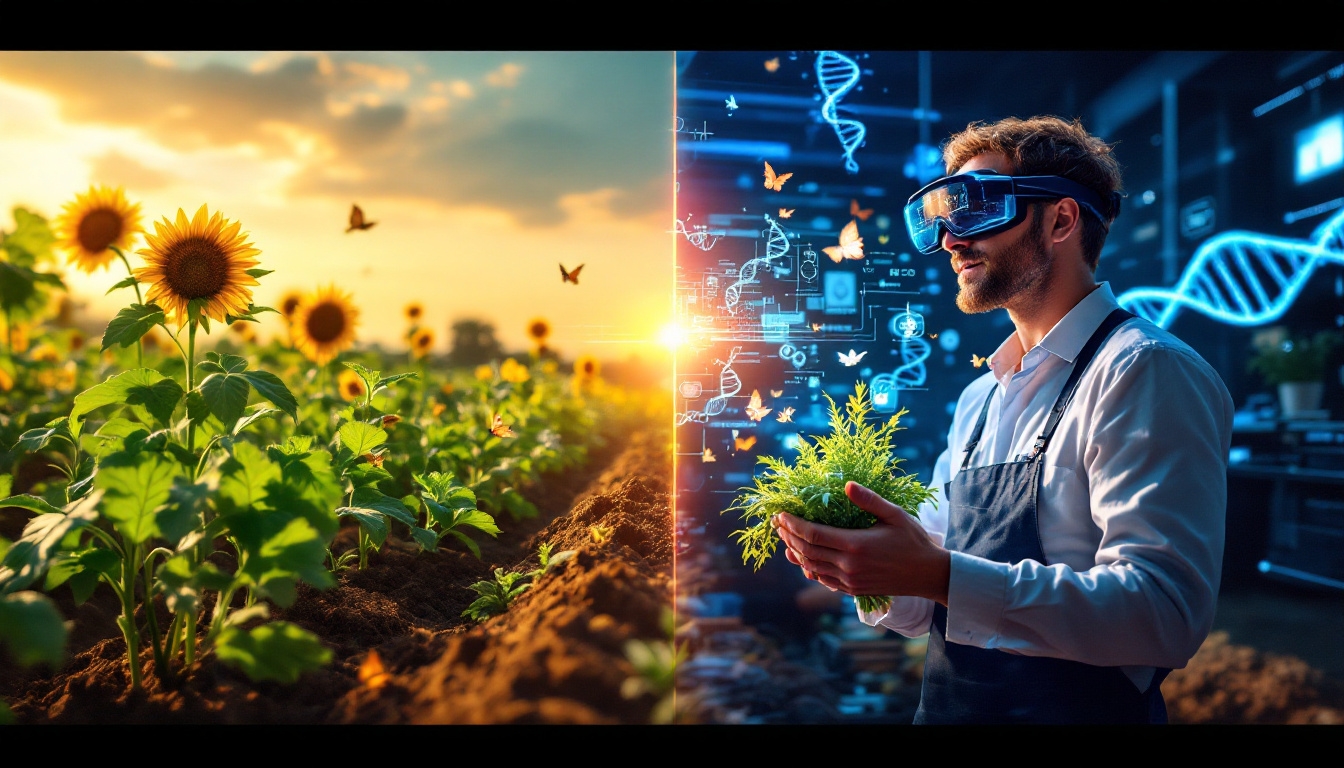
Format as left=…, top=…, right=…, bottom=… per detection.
left=306, top=302, right=347, bottom=343
left=164, top=236, right=230, bottom=299
left=77, top=209, right=123, bottom=253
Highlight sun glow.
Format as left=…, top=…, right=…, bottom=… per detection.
left=658, top=322, right=687, bottom=352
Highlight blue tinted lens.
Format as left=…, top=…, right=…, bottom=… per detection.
left=904, top=180, right=1018, bottom=254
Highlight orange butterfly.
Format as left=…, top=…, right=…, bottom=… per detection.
left=734, top=434, right=757, bottom=451
left=346, top=204, right=376, bottom=232
left=359, top=649, right=390, bottom=689
left=928, top=333, right=938, bottom=340
left=823, top=220, right=864, bottom=263
left=971, top=354, right=988, bottom=368
left=763, top=161, right=793, bottom=192
left=812, top=323, right=822, bottom=331
left=776, top=407, right=795, bottom=423
left=770, top=389, right=783, bottom=398
left=850, top=199, right=873, bottom=221
left=764, top=57, right=780, bottom=73
left=490, top=412, right=516, bottom=438
left=744, top=389, right=772, bottom=421
left=702, top=447, right=716, bottom=463
left=779, top=208, right=794, bottom=219
left=560, top=263, right=583, bottom=284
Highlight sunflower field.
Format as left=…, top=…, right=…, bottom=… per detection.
left=0, top=189, right=674, bottom=723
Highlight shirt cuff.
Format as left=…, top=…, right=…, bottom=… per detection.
left=854, top=595, right=935, bottom=636
left=944, top=550, right=1009, bottom=649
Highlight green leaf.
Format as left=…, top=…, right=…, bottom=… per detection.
left=336, top=507, right=389, bottom=546
left=374, top=372, right=419, bottom=391
left=337, top=421, right=386, bottom=457
left=5, top=207, right=55, bottom=266
left=70, top=368, right=183, bottom=435
left=198, top=370, right=251, bottom=428
left=14, top=417, right=72, bottom=454
left=444, top=528, right=482, bottom=560
left=0, top=492, right=100, bottom=593
left=0, top=494, right=65, bottom=516
left=0, top=591, right=68, bottom=668
left=214, top=621, right=332, bottom=684
left=161, top=478, right=210, bottom=545
left=453, top=509, right=501, bottom=537
left=100, top=304, right=167, bottom=351
left=44, top=547, right=118, bottom=604
left=408, top=527, right=438, bottom=552
left=241, top=370, right=298, bottom=422
left=0, top=475, right=10, bottom=498
left=351, top=487, right=417, bottom=528
left=346, top=463, right=392, bottom=489
left=156, top=554, right=234, bottom=615
left=95, top=450, right=178, bottom=545
left=105, top=276, right=139, bottom=295
left=244, top=269, right=274, bottom=279
left=233, top=406, right=280, bottom=436
left=198, top=351, right=249, bottom=375
left=218, top=441, right=281, bottom=516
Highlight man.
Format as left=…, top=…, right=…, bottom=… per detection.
left=772, top=116, right=1234, bottom=724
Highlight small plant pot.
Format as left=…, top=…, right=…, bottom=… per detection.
left=1278, top=381, right=1324, bottom=418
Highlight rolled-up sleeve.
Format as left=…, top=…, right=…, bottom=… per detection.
left=943, top=342, right=1233, bottom=668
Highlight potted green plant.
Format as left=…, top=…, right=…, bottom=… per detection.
left=1247, top=329, right=1343, bottom=418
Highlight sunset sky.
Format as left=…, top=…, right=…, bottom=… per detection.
left=0, top=51, right=675, bottom=362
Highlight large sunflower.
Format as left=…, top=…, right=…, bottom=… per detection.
left=134, top=204, right=260, bottom=326
left=53, top=185, right=144, bottom=273
left=291, top=284, right=360, bottom=364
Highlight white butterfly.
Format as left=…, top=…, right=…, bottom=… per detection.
left=725, top=95, right=738, bottom=112
left=838, top=349, right=868, bottom=366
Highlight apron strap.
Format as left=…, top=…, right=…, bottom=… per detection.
left=1029, top=308, right=1135, bottom=460
left=961, top=388, right=997, bottom=471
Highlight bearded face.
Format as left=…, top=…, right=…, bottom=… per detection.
left=951, top=204, right=1053, bottom=314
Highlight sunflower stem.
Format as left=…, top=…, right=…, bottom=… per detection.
left=111, top=246, right=145, bottom=367
left=187, top=322, right=197, bottom=455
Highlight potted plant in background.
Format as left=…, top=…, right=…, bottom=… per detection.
left=1247, top=329, right=1343, bottom=418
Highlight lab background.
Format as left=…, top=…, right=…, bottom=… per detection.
left=672, top=50, right=1344, bottom=725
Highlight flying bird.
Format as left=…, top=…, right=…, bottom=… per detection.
left=838, top=349, right=868, bottom=366
left=346, top=204, right=376, bottom=232
left=823, top=220, right=865, bottom=263
left=560, top=263, right=584, bottom=284
left=763, top=161, right=793, bottom=192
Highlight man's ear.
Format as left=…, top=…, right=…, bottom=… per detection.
left=1046, top=197, right=1083, bottom=246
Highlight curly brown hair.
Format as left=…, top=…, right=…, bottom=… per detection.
left=942, top=115, right=1123, bottom=271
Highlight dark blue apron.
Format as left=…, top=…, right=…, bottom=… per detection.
left=914, top=308, right=1172, bottom=724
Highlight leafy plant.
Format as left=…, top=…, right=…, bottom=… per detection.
left=722, top=381, right=937, bottom=614
left=461, top=567, right=532, bottom=622
left=406, top=471, right=499, bottom=559
left=621, top=607, right=687, bottom=724
left=1247, top=329, right=1343, bottom=385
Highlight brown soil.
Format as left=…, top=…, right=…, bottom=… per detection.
left=0, top=421, right=674, bottom=725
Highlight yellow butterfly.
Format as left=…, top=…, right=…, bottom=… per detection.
left=770, top=389, right=783, bottom=398
left=776, top=407, right=795, bottom=423
left=928, top=332, right=938, bottom=339
left=763, top=161, right=793, bottom=192
left=735, top=434, right=757, bottom=451
left=764, top=57, right=780, bottom=73
left=812, top=323, right=822, bottom=332
left=346, top=204, right=376, bottom=233
left=702, top=447, right=716, bottom=463
left=823, top=220, right=864, bottom=263
left=489, top=412, right=516, bottom=438
left=744, top=389, right=772, bottom=421
left=779, top=208, right=795, bottom=219
left=560, top=263, right=583, bottom=284
left=850, top=199, right=873, bottom=221
left=971, top=354, right=988, bottom=368
left=838, top=349, right=867, bottom=366
left=878, top=234, right=890, bottom=244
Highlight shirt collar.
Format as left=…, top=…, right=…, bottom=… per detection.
left=986, top=282, right=1120, bottom=380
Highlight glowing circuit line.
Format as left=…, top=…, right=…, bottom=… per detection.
left=676, top=346, right=743, bottom=425
left=815, top=51, right=866, bottom=174
left=723, top=214, right=791, bottom=316
left=1115, top=209, right=1344, bottom=328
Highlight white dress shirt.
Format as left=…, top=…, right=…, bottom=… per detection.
left=860, top=282, right=1234, bottom=692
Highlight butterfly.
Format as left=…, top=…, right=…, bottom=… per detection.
left=823, top=219, right=864, bottom=263
left=346, top=204, right=376, bottom=232
left=812, top=323, right=823, bottom=332
left=702, top=447, right=717, bottom=463
left=560, top=263, right=584, bottom=284
left=358, top=649, right=390, bottom=690
left=776, top=407, right=795, bottom=423
left=489, top=412, right=516, bottom=438
left=779, top=208, right=794, bottom=219
left=928, top=332, right=939, bottom=340
left=763, top=161, right=793, bottom=192
left=850, top=199, right=874, bottom=221
left=764, top=57, right=780, bottom=73
left=770, top=389, right=783, bottom=398
left=838, top=349, right=868, bottom=366
left=744, top=389, right=772, bottom=422
left=971, top=354, right=988, bottom=368
left=878, top=234, right=890, bottom=244
left=725, top=95, right=738, bottom=112
left=734, top=434, right=757, bottom=451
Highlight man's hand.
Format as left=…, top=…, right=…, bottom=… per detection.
left=772, top=481, right=951, bottom=607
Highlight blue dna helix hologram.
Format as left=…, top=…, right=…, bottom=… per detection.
left=1116, top=209, right=1344, bottom=328
left=869, top=336, right=933, bottom=413
left=723, top=214, right=792, bottom=316
left=676, top=346, right=744, bottom=425
left=815, top=50, right=866, bottom=174
left=674, top=217, right=722, bottom=251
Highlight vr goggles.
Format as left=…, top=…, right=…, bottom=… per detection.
left=903, top=170, right=1121, bottom=255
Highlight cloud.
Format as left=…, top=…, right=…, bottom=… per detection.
left=88, top=150, right=175, bottom=192
left=0, top=51, right=672, bottom=227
